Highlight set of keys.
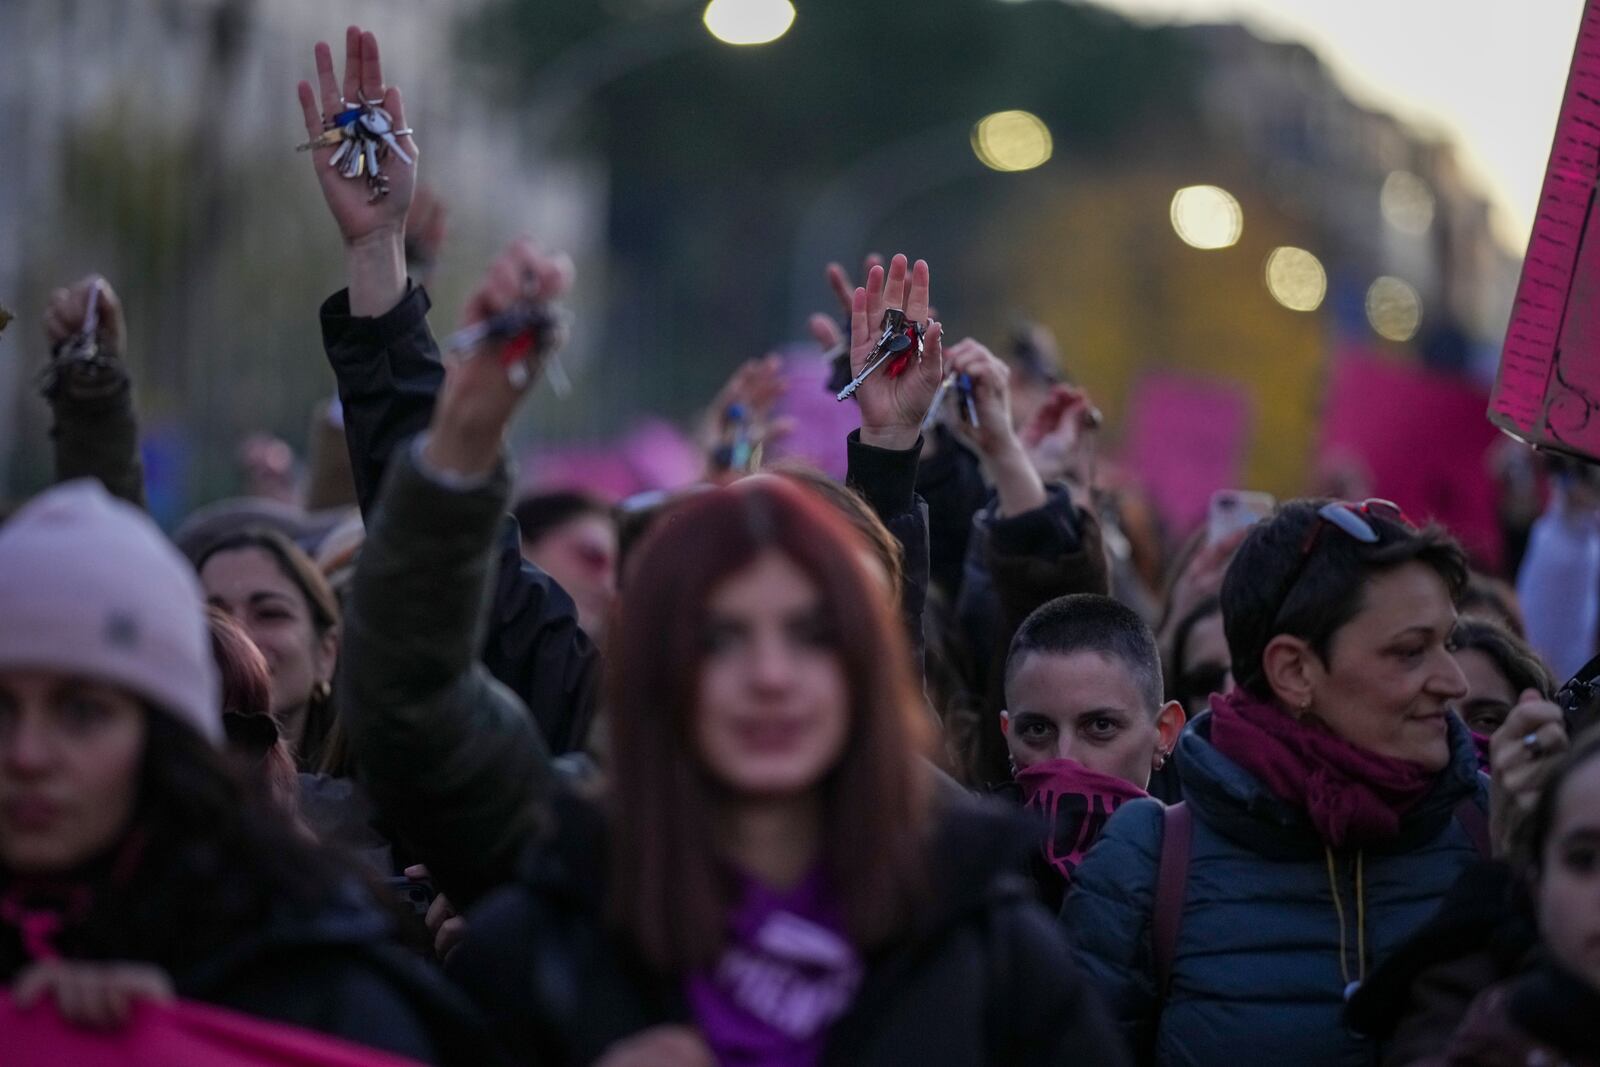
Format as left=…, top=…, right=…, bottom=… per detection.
left=38, top=280, right=112, bottom=396
left=298, top=101, right=413, bottom=202
left=835, top=308, right=926, bottom=402
left=711, top=402, right=760, bottom=473
left=442, top=301, right=574, bottom=393
left=921, top=371, right=980, bottom=433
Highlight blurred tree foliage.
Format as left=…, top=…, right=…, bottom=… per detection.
left=457, top=0, right=1205, bottom=422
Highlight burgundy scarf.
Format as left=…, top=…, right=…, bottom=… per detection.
left=1208, top=689, right=1438, bottom=848
left=1016, top=759, right=1148, bottom=883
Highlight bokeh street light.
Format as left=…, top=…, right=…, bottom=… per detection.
left=703, top=0, right=796, bottom=46
left=1380, top=171, right=1435, bottom=235
left=1170, top=185, right=1243, bottom=250
left=1263, top=247, right=1327, bottom=311
left=971, top=110, right=1054, bottom=172
left=1366, top=276, right=1423, bottom=341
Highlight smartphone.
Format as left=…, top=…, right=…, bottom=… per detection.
left=1208, top=490, right=1275, bottom=544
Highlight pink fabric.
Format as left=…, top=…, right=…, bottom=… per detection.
left=520, top=419, right=705, bottom=501
left=1016, top=759, right=1148, bottom=883
left=1, top=993, right=427, bottom=1067
left=1208, top=689, right=1438, bottom=847
left=1320, top=348, right=1504, bottom=568
left=1121, top=373, right=1251, bottom=536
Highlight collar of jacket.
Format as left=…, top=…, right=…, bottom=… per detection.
left=1176, top=710, right=1484, bottom=859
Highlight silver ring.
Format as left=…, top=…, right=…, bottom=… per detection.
left=365, top=97, right=385, bottom=107
left=392, top=127, right=413, bottom=137
left=1522, top=731, right=1543, bottom=757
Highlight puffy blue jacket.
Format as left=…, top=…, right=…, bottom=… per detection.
left=1061, top=711, right=1486, bottom=1067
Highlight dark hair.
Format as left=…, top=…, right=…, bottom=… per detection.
left=1521, top=724, right=1600, bottom=872
left=768, top=463, right=905, bottom=599
left=207, top=607, right=299, bottom=812
left=1007, top=594, right=1165, bottom=710
left=1222, top=500, right=1468, bottom=701
left=605, top=479, right=932, bottom=973
left=1452, top=617, right=1554, bottom=702
left=195, top=529, right=346, bottom=774
left=0, top=712, right=355, bottom=978
left=512, top=490, right=612, bottom=549
left=1167, top=594, right=1226, bottom=707
left=1459, top=572, right=1526, bottom=638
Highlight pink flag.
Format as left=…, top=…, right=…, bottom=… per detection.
left=2, top=993, right=428, bottom=1067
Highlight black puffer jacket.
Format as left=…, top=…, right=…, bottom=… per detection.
left=320, top=285, right=599, bottom=754
left=447, top=789, right=1131, bottom=1067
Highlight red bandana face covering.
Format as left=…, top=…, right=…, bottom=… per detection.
left=1208, top=689, right=1439, bottom=848
left=1016, top=759, right=1149, bottom=884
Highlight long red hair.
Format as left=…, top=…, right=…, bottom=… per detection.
left=605, top=477, right=933, bottom=972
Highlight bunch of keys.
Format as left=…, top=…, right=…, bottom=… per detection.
left=835, top=308, right=926, bottom=402
left=442, top=301, right=573, bottom=392
left=711, top=402, right=760, bottom=473
left=56, top=280, right=104, bottom=363
left=298, top=101, right=413, bottom=202
left=921, top=371, right=980, bottom=433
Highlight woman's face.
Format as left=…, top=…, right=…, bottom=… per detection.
left=693, top=551, right=850, bottom=800
left=0, top=671, right=146, bottom=875
left=1452, top=647, right=1518, bottom=735
left=1537, top=756, right=1600, bottom=992
left=1003, top=650, right=1174, bottom=789
left=522, top=514, right=617, bottom=639
left=1308, top=562, right=1468, bottom=770
left=201, top=548, right=335, bottom=716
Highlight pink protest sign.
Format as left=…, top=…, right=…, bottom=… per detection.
left=1491, top=0, right=1600, bottom=459
left=1324, top=348, right=1503, bottom=567
left=2, top=993, right=428, bottom=1067
left=1122, top=372, right=1251, bottom=535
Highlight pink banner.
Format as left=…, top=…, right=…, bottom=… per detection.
left=1491, top=0, right=1600, bottom=460
left=2, top=994, right=427, bottom=1067
left=1322, top=349, right=1503, bottom=568
left=1122, top=373, right=1251, bottom=536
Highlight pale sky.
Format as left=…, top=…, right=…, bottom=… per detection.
left=1079, top=0, right=1587, bottom=252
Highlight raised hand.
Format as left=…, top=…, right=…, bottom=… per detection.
left=943, top=338, right=1045, bottom=516
left=43, top=275, right=125, bottom=359
left=13, top=960, right=173, bottom=1030
left=697, top=353, right=796, bottom=479
left=421, top=239, right=575, bottom=480
left=849, top=254, right=944, bottom=451
left=1020, top=382, right=1102, bottom=501
left=297, top=27, right=417, bottom=245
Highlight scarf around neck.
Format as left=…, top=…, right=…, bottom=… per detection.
left=1208, top=689, right=1440, bottom=848
left=1016, top=758, right=1149, bottom=884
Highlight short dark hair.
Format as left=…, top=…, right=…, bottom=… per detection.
left=1006, top=594, right=1164, bottom=710
left=512, top=490, right=612, bottom=549
left=1223, top=500, right=1469, bottom=700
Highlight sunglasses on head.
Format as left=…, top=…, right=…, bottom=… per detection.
left=1273, top=498, right=1413, bottom=623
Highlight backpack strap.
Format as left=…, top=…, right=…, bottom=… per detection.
left=1153, top=801, right=1193, bottom=997
left=1453, top=797, right=1492, bottom=859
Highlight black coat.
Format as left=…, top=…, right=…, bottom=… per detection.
left=446, top=790, right=1131, bottom=1067
left=0, top=880, right=501, bottom=1066
left=320, top=285, right=599, bottom=754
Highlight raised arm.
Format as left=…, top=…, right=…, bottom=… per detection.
left=41, top=276, right=147, bottom=508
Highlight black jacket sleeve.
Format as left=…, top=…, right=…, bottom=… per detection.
left=914, top=426, right=989, bottom=602
left=319, top=287, right=599, bottom=753
left=846, top=430, right=930, bottom=674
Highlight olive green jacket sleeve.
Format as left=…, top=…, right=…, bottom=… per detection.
left=339, top=439, right=553, bottom=908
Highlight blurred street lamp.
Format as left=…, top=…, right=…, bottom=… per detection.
left=1170, top=185, right=1243, bottom=250
left=971, top=110, right=1053, bottom=172
left=1380, top=171, right=1435, bottom=235
left=1264, top=246, right=1327, bottom=311
left=1366, top=276, right=1423, bottom=341
left=702, top=0, right=796, bottom=46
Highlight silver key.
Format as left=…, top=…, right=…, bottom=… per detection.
left=360, top=108, right=413, bottom=166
